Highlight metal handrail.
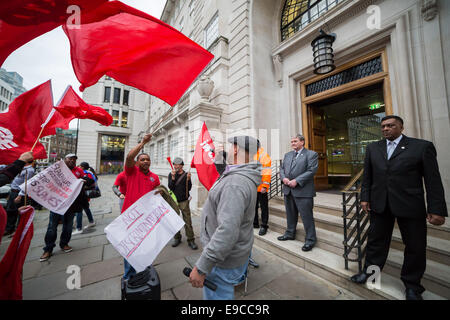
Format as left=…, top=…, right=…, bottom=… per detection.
left=342, top=168, right=369, bottom=273
left=268, top=160, right=283, bottom=200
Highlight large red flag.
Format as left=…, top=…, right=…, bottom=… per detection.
left=0, top=206, right=6, bottom=245
left=0, top=0, right=107, bottom=66
left=63, top=1, right=214, bottom=106
left=0, top=206, right=35, bottom=300
left=0, top=81, right=54, bottom=164
left=191, top=122, right=220, bottom=191
left=54, top=86, right=113, bottom=126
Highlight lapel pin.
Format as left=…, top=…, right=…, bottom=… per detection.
left=401, top=146, right=405, bottom=149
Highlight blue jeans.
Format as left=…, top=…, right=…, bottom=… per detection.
left=203, top=260, right=249, bottom=300
left=76, top=202, right=94, bottom=230
left=43, top=211, right=77, bottom=253
left=123, top=259, right=136, bottom=280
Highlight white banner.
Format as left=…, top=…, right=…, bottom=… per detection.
left=104, top=190, right=185, bottom=272
left=20, top=160, right=84, bottom=215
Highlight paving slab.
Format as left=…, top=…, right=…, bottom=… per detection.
left=240, top=286, right=282, bottom=300
left=161, top=289, right=177, bottom=300
left=154, top=258, right=191, bottom=292
left=103, top=243, right=122, bottom=260
left=154, top=240, right=202, bottom=266
left=23, top=269, right=72, bottom=300
left=81, top=256, right=124, bottom=286
left=50, top=276, right=122, bottom=300
left=172, top=282, right=203, bottom=300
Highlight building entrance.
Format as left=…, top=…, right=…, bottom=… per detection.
left=308, top=83, right=385, bottom=190
left=100, top=134, right=126, bottom=174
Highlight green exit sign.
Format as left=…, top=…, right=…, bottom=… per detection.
left=369, top=103, right=382, bottom=110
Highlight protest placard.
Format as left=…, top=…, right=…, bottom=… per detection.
left=104, top=190, right=185, bottom=272
left=20, top=160, right=84, bottom=215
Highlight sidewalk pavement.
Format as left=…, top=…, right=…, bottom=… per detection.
left=0, top=174, right=362, bottom=300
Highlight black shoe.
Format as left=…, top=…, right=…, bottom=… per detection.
left=187, top=240, right=198, bottom=250
left=3, top=229, right=14, bottom=236
left=248, top=258, right=259, bottom=268
left=253, top=224, right=260, bottom=229
left=405, top=288, right=423, bottom=300
left=350, top=272, right=370, bottom=284
left=302, top=244, right=314, bottom=252
left=172, top=238, right=181, bottom=247
left=259, top=227, right=267, bottom=236
left=277, top=234, right=295, bottom=241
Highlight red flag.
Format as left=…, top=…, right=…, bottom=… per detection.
left=63, top=1, right=214, bottom=106
left=0, top=0, right=107, bottom=66
left=0, top=206, right=35, bottom=300
left=0, top=206, right=6, bottom=245
left=191, top=122, right=220, bottom=191
left=54, top=86, right=113, bottom=126
left=0, top=81, right=54, bottom=164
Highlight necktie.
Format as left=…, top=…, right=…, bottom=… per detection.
left=291, top=152, right=299, bottom=169
left=387, top=141, right=395, bottom=160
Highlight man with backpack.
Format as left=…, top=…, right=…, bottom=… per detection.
left=168, top=157, right=197, bottom=250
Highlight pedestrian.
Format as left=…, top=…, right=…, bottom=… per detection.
left=169, top=157, right=197, bottom=250
left=350, top=115, right=447, bottom=300
left=278, top=134, right=319, bottom=252
left=39, top=154, right=94, bottom=262
left=189, top=136, right=262, bottom=300
left=121, top=133, right=160, bottom=280
left=112, top=170, right=127, bottom=213
left=0, top=151, right=33, bottom=187
left=72, top=162, right=97, bottom=235
left=3, top=157, right=35, bottom=236
left=253, top=146, right=272, bottom=236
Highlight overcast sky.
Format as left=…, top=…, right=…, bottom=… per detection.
left=1, top=0, right=167, bottom=128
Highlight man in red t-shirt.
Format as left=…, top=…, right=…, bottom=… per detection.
left=122, top=133, right=160, bottom=279
left=112, top=171, right=127, bottom=212
left=40, top=154, right=94, bottom=262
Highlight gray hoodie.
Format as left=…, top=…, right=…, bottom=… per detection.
left=195, top=162, right=262, bottom=274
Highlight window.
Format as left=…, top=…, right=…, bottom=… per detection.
left=204, top=13, right=219, bottom=49
left=121, top=111, right=128, bottom=128
left=104, top=86, right=111, bottom=102
left=113, top=88, right=121, bottom=104
left=112, top=110, right=119, bottom=126
left=105, top=76, right=111, bottom=80
left=281, top=0, right=342, bottom=41
left=157, top=140, right=165, bottom=164
left=123, top=90, right=129, bottom=106
left=149, top=144, right=155, bottom=161
left=168, top=134, right=179, bottom=158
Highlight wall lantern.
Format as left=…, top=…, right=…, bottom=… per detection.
left=311, top=29, right=336, bottom=75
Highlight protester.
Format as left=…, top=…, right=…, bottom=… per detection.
left=39, top=154, right=94, bottom=262
left=253, top=146, right=272, bottom=236
left=168, top=157, right=197, bottom=250
left=0, top=151, right=33, bottom=187
left=122, top=133, right=160, bottom=280
left=72, top=162, right=97, bottom=235
left=112, top=170, right=127, bottom=212
left=350, top=115, right=447, bottom=300
left=189, top=136, right=262, bottom=300
left=3, top=157, right=35, bottom=236
left=278, top=134, right=319, bottom=252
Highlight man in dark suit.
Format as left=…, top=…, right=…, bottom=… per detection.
left=278, top=134, right=319, bottom=252
left=351, top=115, right=447, bottom=300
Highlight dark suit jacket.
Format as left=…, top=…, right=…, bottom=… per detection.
left=361, top=135, right=447, bottom=218
left=280, top=148, right=318, bottom=198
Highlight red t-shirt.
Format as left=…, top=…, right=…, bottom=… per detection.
left=72, top=166, right=86, bottom=178
left=121, top=165, right=160, bottom=213
left=114, top=171, right=127, bottom=195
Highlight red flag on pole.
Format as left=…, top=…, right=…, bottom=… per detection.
left=191, top=122, right=220, bottom=191
left=62, top=1, right=214, bottom=106
left=54, top=86, right=113, bottom=126
left=0, top=206, right=35, bottom=300
left=0, top=0, right=107, bottom=66
left=167, top=157, right=174, bottom=170
left=0, top=80, right=54, bottom=164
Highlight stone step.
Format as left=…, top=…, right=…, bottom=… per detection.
left=270, top=195, right=450, bottom=240
left=268, top=202, right=450, bottom=265
left=266, top=215, right=450, bottom=299
left=252, top=228, right=446, bottom=300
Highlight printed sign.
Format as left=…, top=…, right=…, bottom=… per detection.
left=104, top=190, right=185, bottom=272
left=20, top=160, right=83, bottom=215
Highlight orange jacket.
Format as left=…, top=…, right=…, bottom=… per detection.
left=254, top=147, right=272, bottom=192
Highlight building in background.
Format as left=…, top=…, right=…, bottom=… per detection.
left=0, top=68, right=26, bottom=100
left=145, top=0, right=450, bottom=214
left=0, top=78, right=14, bottom=112
left=77, top=76, right=150, bottom=174
left=39, top=129, right=77, bottom=166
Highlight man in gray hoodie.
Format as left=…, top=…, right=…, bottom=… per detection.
left=189, top=135, right=262, bottom=300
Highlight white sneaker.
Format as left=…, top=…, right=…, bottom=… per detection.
left=85, top=221, right=96, bottom=228
left=72, top=229, right=83, bottom=235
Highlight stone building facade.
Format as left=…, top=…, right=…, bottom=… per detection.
left=145, top=0, right=450, bottom=214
